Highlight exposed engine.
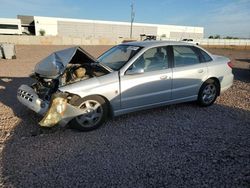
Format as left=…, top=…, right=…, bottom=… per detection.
left=31, top=76, right=58, bottom=101
left=31, top=63, right=107, bottom=101
left=60, top=64, right=91, bottom=86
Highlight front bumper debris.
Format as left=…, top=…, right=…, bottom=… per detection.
left=39, top=93, right=85, bottom=127
left=17, top=84, right=48, bottom=115
left=17, top=85, right=85, bottom=128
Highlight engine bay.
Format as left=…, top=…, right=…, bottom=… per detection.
left=31, top=63, right=108, bottom=101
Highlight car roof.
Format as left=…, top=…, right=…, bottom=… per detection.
left=122, top=40, right=194, bottom=48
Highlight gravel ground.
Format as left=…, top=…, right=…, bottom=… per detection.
left=0, top=45, right=249, bottom=187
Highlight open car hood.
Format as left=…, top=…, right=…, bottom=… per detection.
left=34, top=47, right=99, bottom=78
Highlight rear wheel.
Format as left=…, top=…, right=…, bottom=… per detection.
left=69, top=96, right=108, bottom=131
left=198, top=80, right=219, bottom=106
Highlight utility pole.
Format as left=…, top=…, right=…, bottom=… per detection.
left=130, top=1, right=135, bottom=39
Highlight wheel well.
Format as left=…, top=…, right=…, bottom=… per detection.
left=205, top=77, right=221, bottom=96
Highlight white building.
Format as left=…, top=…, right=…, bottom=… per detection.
left=18, top=15, right=204, bottom=40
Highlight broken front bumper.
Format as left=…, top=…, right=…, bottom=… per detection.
left=17, top=84, right=85, bottom=127
left=39, top=95, right=85, bottom=127
left=17, top=84, right=49, bottom=115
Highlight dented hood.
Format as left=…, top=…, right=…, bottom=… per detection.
left=34, top=47, right=98, bottom=78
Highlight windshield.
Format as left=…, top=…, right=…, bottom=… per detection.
left=97, top=45, right=142, bottom=70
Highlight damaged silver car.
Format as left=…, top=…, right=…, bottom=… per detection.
left=17, top=41, right=234, bottom=131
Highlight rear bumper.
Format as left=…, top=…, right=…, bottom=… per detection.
left=221, top=74, right=234, bottom=93
left=17, top=84, right=49, bottom=115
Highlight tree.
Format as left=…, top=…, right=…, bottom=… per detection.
left=214, top=35, right=220, bottom=39
left=161, top=34, right=166, bottom=38
left=224, top=36, right=239, bottom=39
left=208, top=35, right=214, bottom=39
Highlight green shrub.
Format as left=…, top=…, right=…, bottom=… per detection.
left=39, top=29, right=46, bottom=36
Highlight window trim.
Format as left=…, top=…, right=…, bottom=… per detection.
left=167, top=46, right=174, bottom=69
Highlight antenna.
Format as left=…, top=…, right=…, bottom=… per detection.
left=130, top=1, right=135, bottom=39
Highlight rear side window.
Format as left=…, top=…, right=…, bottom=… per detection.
left=173, top=46, right=200, bottom=67
left=199, top=49, right=213, bottom=62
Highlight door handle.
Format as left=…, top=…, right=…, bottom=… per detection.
left=198, top=69, right=204, bottom=73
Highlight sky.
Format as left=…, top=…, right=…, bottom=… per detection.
left=0, top=0, right=250, bottom=38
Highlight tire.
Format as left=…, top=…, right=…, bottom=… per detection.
left=198, top=80, right=219, bottom=107
left=69, top=96, right=108, bottom=131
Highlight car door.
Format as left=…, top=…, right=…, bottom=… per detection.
left=120, top=46, right=172, bottom=109
left=171, top=45, right=208, bottom=100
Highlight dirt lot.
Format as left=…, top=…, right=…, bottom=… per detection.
left=0, top=45, right=249, bottom=187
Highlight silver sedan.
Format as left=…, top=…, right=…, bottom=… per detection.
left=17, top=41, right=234, bottom=131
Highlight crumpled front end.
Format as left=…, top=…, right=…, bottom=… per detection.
left=17, top=46, right=110, bottom=128
left=17, top=85, right=85, bottom=127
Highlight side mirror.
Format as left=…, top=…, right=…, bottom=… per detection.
left=126, top=67, right=144, bottom=75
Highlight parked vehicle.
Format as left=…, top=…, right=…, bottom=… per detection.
left=0, top=18, right=22, bottom=35
left=140, top=34, right=157, bottom=41
left=17, top=41, right=234, bottom=131
left=181, top=38, right=199, bottom=45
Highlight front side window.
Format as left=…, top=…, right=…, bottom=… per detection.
left=173, top=46, right=200, bottom=67
left=130, top=47, right=168, bottom=72
left=98, top=45, right=141, bottom=71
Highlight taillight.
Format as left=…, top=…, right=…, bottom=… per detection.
left=227, top=61, right=233, bottom=68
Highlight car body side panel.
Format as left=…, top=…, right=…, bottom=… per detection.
left=120, top=69, right=172, bottom=109
left=172, top=63, right=208, bottom=100
left=207, top=55, right=234, bottom=93
left=220, top=74, right=234, bottom=93
left=113, top=94, right=196, bottom=116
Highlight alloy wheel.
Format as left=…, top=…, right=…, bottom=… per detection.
left=202, top=83, right=217, bottom=104
left=76, top=100, right=103, bottom=128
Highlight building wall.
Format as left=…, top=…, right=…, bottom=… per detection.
left=57, top=21, right=158, bottom=40
left=24, top=16, right=204, bottom=40
left=157, top=25, right=204, bottom=39
left=34, top=16, right=58, bottom=36
left=1, top=36, right=250, bottom=49
left=169, top=32, right=203, bottom=39
left=132, top=25, right=157, bottom=38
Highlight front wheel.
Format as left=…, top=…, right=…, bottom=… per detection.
left=69, top=96, right=108, bottom=131
left=198, top=80, right=219, bottom=106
